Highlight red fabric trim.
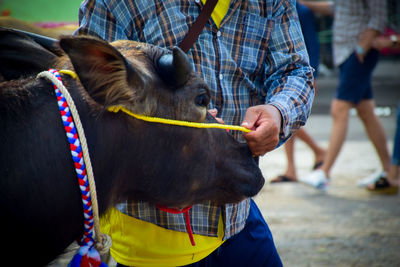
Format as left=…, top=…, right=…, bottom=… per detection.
left=155, top=205, right=196, bottom=246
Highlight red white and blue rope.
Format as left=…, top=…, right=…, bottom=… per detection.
left=50, top=68, right=96, bottom=247
left=38, top=69, right=107, bottom=267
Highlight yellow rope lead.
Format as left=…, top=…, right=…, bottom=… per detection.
left=108, top=106, right=252, bottom=133
left=59, top=69, right=79, bottom=80
left=58, top=69, right=250, bottom=133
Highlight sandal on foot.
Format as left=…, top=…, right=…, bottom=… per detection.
left=357, top=170, right=386, bottom=187
left=270, top=175, right=297, bottom=183
left=313, top=160, right=324, bottom=170
left=367, top=177, right=399, bottom=195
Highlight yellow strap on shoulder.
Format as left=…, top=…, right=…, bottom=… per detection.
left=108, top=106, right=251, bottom=133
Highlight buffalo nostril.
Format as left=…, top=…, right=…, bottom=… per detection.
left=195, top=93, right=210, bottom=107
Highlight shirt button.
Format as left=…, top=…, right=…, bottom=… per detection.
left=217, top=31, right=222, bottom=37
left=219, top=74, right=224, bottom=80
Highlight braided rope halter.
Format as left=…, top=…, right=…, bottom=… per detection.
left=37, top=69, right=109, bottom=267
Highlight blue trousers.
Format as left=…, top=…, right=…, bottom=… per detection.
left=185, top=199, right=282, bottom=267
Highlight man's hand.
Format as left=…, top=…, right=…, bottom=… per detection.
left=208, top=108, right=225, bottom=124
left=241, top=104, right=282, bottom=156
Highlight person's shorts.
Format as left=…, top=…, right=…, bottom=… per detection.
left=336, top=49, right=379, bottom=104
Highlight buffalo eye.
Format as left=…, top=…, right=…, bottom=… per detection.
left=195, top=93, right=210, bottom=107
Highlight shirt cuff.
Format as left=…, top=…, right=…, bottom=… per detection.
left=267, top=101, right=291, bottom=145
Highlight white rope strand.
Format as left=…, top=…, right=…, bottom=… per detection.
left=37, top=71, right=110, bottom=252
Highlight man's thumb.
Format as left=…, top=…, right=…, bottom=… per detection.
left=241, top=109, right=259, bottom=130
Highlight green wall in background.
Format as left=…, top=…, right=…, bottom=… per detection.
left=0, top=0, right=82, bottom=22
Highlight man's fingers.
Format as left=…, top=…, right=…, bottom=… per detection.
left=215, top=117, right=225, bottom=124
left=244, top=123, right=279, bottom=156
left=208, top=109, right=218, bottom=117
left=241, top=107, right=259, bottom=130
left=207, top=108, right=225, bottom=124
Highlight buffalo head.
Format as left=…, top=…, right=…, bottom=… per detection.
left=0, top=30, right=264, bottom=208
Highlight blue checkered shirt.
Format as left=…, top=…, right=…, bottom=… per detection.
left=76, top=0, right=314, bottom=240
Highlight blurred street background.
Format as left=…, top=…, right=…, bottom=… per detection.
left=255, top=3, right=400, bottom=265
left=257, top=59, right=400, bottom=266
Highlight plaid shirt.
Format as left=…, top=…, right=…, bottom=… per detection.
left=76, top=0, right=314, bottom=240
left=333, top=0, right=387, bottom=66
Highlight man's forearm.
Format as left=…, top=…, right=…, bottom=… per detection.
left=298, top=0, right=334, bottom=16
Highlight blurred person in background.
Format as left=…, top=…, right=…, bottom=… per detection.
left=271, top=1, right=326, bottom=183
left=366, top=16, right=400, bottom=193
left=366, top=103, right=400, bottom=194
left=299, top=0, right=391, bottom=190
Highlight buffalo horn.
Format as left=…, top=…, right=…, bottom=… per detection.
left=4, top=28, right=62, bottom=56
left=157, top=46, right=193, bottom=89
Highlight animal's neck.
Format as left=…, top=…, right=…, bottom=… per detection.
left=0, top=76, right=96, bottom=264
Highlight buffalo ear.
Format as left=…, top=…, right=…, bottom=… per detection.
left=59, top=36, right=143, bottom=107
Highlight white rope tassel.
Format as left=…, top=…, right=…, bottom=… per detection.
left=37, top=71, right=111, bottom=253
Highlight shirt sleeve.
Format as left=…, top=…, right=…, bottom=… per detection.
left=263, top=0, right=315, bottom=146
left=74, top=0, right=130, bottom=42
left=366, top=0, right=387, bottom=33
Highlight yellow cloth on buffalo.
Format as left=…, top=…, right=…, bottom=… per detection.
left=101, top=208, right=225, bottom=266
